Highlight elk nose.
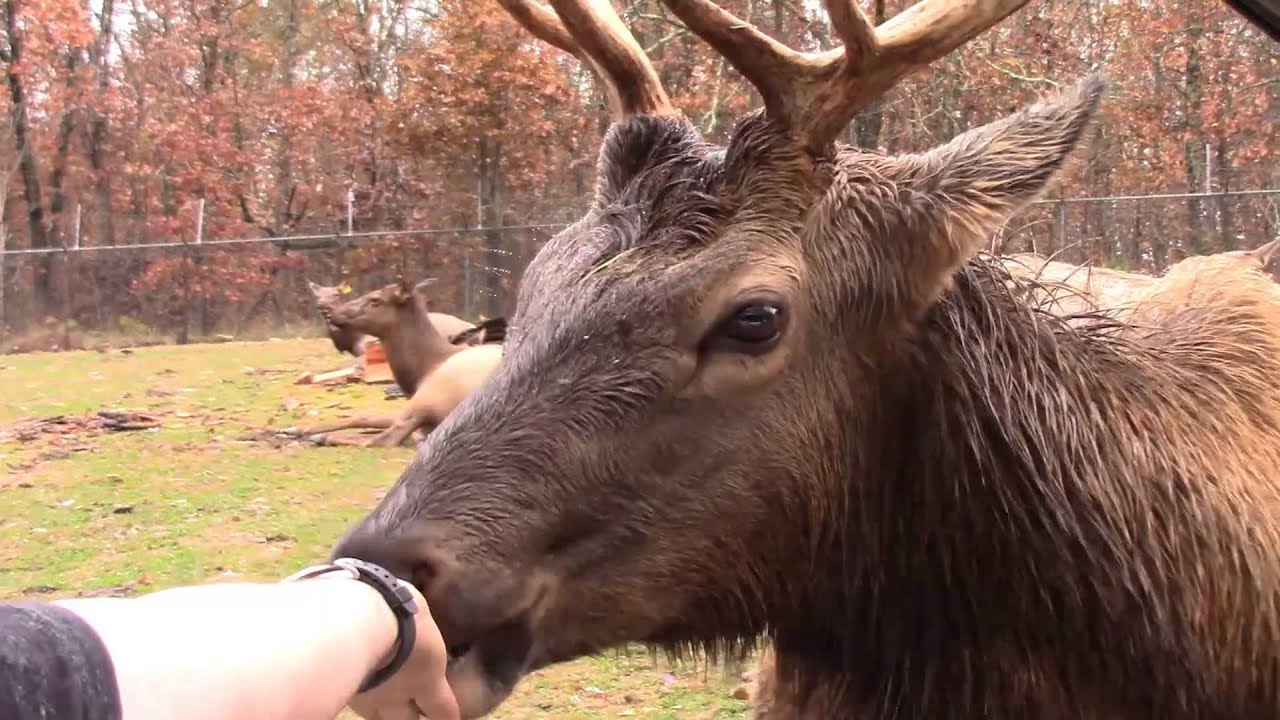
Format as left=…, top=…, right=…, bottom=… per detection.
left=329, top=522, right=448, bottom=599
left=330, top=522, right=481, bottom=655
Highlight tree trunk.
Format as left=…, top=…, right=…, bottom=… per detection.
left=3, top=0, right=52, bottom=317
left=1180, top=12, right=1206, bottom=257
left=48, top=51, right=80, bottom=246
left=86, top=0, right=115, bottom=246
left=1214, top=53, right=1234, bottom=251
left=275, top=0, right=299, bottom=233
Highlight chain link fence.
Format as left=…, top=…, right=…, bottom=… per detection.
left=1, top=190, right=1277, bottom=353
left=0, top=224, right=560, bottom=352
left=992, top=190, right=1280, bottom=270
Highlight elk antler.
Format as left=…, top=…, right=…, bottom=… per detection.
left=497, top=0, right=674, bottom=120
left=660, top=0, right=1029, bottom=152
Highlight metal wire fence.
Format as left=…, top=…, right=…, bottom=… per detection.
left=1, top=190, right=1276, bottom=352
left=0, top=224, right=559, bottom=352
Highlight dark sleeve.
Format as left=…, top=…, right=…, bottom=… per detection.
left=0, top=603, right=123, bottom=720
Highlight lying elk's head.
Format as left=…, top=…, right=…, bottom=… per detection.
left=333, top=0, right=1102, bottom=715
left=307, top=279, right=354, bottom=315
left=307, top=279, right=354, bottom=302
left=326, top=276, right=437, bottom=336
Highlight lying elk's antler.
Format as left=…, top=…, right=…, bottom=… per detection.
left=498, top=0, right=1028, bottom=152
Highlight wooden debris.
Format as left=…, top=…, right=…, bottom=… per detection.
left=0, top=410, right=163, bottom=442
left=96, top=410, right=163, bottom=432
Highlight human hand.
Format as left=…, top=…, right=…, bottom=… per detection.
left=348, top=581, right=459, bottom=720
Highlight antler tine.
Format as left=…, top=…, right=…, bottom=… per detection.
left=658, top=0, right=821, bottom=119
left=496, top=0, right=584, bottom=59
left=498, top=0, right=674, bottom=120
left=661, top=0, right=1030, bottom=152
left=823, top=0, right=878, bottom=66
left=874, top=0, right=1027, bottom=69
left=548, top=0, right=675, bottom=119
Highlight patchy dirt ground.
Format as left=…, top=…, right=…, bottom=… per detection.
left=0, top=339, right=755, bottom=718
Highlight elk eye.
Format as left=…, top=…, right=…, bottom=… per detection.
left=708, top=300, right=786, bottom=355
left=729, top=305, right=780, bottom=340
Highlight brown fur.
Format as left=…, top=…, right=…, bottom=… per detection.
left=307, top=280, right=370, bottom=356
left=1000, top=240, right=1280, bottom=321
left=998, top=253, right=1155, bottom=317
left=301, top=278, right=505, bottom=447
left=307, top=279, right=480, bottom=361
left=318, top=343, right=504, bottom=448
left=329, top=7, right=1280, bottom=720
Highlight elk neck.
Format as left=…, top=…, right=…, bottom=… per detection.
left=381, top=296, right=464, bottom=396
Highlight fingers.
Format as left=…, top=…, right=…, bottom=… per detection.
left=349, top=578, right=459, bottom=720
left=415, top=686, right=462, bottom=720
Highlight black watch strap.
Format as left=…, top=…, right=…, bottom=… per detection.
left=285, top=557, right=420, bottom=694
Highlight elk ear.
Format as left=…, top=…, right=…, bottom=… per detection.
left=413, top=278, right=437, bottom=295
left=1247, top=239, right=1280, bottom=267
left=390, top=276, right=414, bottom=305
left=307, top=280, right=322, bottom=296
left=888, top=74, right=1104, bottom=299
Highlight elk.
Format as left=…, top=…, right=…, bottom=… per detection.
left=307, top=280, right=370, bottom=356
left=1002, top=238, right=1280, bottom=318
left=306, top=278, right=481, bottom=358
left=332, top=1, right=1280, bottom=718
left=297, top=277, right=505, bottom=447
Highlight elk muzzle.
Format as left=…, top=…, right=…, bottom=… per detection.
left=331, top=522, right=554, bottom=718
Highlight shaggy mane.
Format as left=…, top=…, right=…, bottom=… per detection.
left=759, top=253, right=1280, bottom=717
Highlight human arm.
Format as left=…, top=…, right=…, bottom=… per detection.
left=50, top=574, right=456, bottom=720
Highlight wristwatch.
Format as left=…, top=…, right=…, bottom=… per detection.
left=283, top=557, right=420, bottom=693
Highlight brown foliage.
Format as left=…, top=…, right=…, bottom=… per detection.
left=0, top=0, right=1274, bottom=341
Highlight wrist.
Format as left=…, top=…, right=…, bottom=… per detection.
left=308, top=575, right=400, bottom=675
left=282, top=559, right=421, bottom=693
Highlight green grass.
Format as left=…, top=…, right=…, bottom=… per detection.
left=0, top=339, right=753, bottom=718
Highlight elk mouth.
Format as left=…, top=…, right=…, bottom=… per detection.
left=320, top=308, right=350, bottom=329
left=440, top=611, right=543, bottom=718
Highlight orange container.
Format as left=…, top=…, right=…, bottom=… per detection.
left=360, top=340, right=395, bottom=384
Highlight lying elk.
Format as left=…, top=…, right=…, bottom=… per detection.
left=1001, top=238, right=1280, bottom=318
left=306, top=278, right=483, bottom=357
left=333, top=1, right=1280, bottom=718
left=298, top=277, right=504, bottom=447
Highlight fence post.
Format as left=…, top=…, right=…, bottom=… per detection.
left=195, top=198, right=205, bottom=244
left=346, top=188, right=354, bottom=236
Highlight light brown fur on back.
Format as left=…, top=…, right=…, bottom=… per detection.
left=365, top=344, right=505, bottom=448
left=297, top=279, right=505, bottom=446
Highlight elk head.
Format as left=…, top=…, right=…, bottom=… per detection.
left=307, top=278, right=354, bottom=316
left=327, top=276, right=429, bottom=336
left=307, top=278, right=354, bottom=302
left=333, top=1, right=1102, bottom=716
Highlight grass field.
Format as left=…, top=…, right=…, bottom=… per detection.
left=0, top=338, right=754, bottom=719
